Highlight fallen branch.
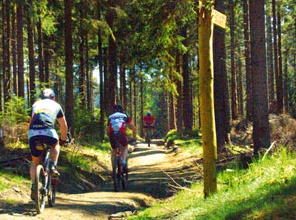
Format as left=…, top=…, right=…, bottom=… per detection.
left=162, top=169, right=198, bottom=193
left=262, top=141, right=277, bottom=161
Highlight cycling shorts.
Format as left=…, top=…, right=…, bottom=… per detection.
left=109, top=132, right=128, bottom=149
left=29, top=135, right=58, bottom=157
left=144, top=123, right=154, bottom=128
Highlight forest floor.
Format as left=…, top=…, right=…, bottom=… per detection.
left=0, top=140, right=205, bottom=220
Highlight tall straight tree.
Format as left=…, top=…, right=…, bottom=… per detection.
left=266, top=12, right=275, bottom=111
left=229, top=0, right=238, bottom=120
left=181, top=26, right=193, bottom=135
left=26, top=0, right=36, bottom=106
left=17, top=1, right=24, bottom=97
left=64, top=0, right=74, bottom=132
left=78, top=1, right=86, bottom=108
left=214, top=0, right=231, bottom=151
left=249, top=0, right=271, bottom=155
left=272, top=0, right=283, bottom=113
left=4, top=0, right=11, bottom=102
left=176, top=51, right=183, bottom=137
left=198, top=0, right=217, bottom=198
left=106, top=2, right=117, bottom=114
left=11, top=3, right=17, bottom=96
left=0, top=0, right=4, bottom=111
left=277, top=2, right=284, bottom=112
left=97, top=2, right=105, bottom=141
left=37, top=7, right=44, bottom=84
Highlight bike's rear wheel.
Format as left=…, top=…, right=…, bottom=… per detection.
left=146, top=130, right=151, bottom=147
left=35, top=165, right=46, bottom=214
left=48, top=176, right=56, bottom=207
left=113, top=171, right=118, bottom=192
left=121, top=168, right=128, bottom=190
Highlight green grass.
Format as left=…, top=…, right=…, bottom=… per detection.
left=0, top=170, right=30, bottom=191
left=130, top=148, right=296, bottom=220
left=65, top=140, right=111, bottom=170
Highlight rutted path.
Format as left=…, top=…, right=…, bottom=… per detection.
left=0, top=141, right=199, bottom=220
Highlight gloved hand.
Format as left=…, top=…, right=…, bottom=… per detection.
left=59, top=139, right=68, bottom=146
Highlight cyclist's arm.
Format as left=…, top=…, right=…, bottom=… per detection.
left=57, top=116, right=68, bottom=141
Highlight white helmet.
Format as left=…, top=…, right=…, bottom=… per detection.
left=41, top=88, right=55, bottom=99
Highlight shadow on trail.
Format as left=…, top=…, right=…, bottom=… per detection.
left=129, top=149, right=165, bottom=158
left=124, top=141, right=201, bottom=199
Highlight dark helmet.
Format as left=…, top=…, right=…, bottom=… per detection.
left=113, top=104, right=124, bottom=113
left=147, top=111, right=151, bottom=116
left=41, top=88, right=55, bottom=99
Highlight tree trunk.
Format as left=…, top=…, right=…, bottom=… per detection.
left=277, top=4, right=284, bottom=113
left=4, top=0, right=11, bottom=102
left=272, top=0, right=283, bottom=114
left=37, top=9, right=44, bottom=84
left=12, top=3, right=17, bottom=97
left=198, top=1, right=217, bottom=198
left=169, top=92, right=176, bottom=130
left=79, top=5, right=86, bottom=108
left=106, top=4, right=117, bottom=114
left=243, top=0, right=252, bottom=120
left=214, top=0, right=231, bottom=152
left=249, top=0, right=271, bottom=155
left=133, top=74, right=137, bottom=127
left=181, top=26, right=193, bottom=135
left=176, top=51, right=183, bottom=137
left=140, top=76, right=144, bottom=137
left=98, top=19, right=105, bottom=141
left=86, top=35, right=92, bottom=111
left=64, top=0, right=74, bottom=132
left=17, top=2, right=24, bottom=97
left=237, top=48, right=244, bottom=117
left=266, top=13, right=275, bottom=110
left=26, top=0, right=36, bottom=106
left=229, top=0, right=238, bottom=120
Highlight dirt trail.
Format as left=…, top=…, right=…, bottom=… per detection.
left=0, top=141, right=199, bottom=220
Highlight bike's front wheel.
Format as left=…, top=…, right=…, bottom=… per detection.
left=35, top=165, right=47, bottom=214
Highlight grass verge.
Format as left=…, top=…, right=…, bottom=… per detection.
left=130, top=147, right=296, bottom=219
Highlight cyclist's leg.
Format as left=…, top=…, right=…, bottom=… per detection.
left=121, top=146, right=128, bottom=166
left=29, top=136, right=43, bottom=182
left=29, top=136, right=43, bottom=200
left=109, top=133, right=119, bottom=171
left=111, top=148, right=117, bottom=171
left=30, top=156, right=40, bottom=183
left=116, top=132, right=128, bottom=168
left=43, top=136, right=60, bottom=176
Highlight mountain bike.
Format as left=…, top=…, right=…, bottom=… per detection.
left=112, top=139, right=136, bottom=192
left=33, top=141, right=60, bottom=214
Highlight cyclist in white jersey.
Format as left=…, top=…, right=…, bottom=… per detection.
left=107, top=104, right=136, bottom=172
left=28, top=88, right=68, bottom=200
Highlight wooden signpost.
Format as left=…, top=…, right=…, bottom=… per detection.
left=213, top=9, right=227, bottom=29
left=198, top=3, right=227, bottom=198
